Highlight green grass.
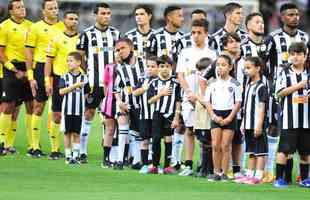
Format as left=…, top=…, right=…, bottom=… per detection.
left=0, top=106, right=309, bottom=200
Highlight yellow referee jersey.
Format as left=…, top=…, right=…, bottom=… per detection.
left=46, top=32, right=79, bottom=76
left=0, top=62, right=3, bottom=78
left=0, top=18, right=32, bottom=62
left=25, top=20, right=65, bottom=65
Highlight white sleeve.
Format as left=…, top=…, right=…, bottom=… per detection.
left=205, top=85, right=212, bottom=103
left=275, top=69, right=287, bottom=94
left=176, top=50, right=186, bottom=73
left=234, top=83, right=243, bottom=102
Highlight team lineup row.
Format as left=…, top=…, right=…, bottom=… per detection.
left=0, top=0, right=310, bottom=188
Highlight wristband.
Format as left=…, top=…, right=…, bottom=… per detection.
left=4, top=61, right=15, bottom=71
left=27, top=69, right=34, bottom=80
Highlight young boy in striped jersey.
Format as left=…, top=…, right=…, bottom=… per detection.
left=148, top=55, right=181, bottom=174
left=59, top=52, right=90, bottom=164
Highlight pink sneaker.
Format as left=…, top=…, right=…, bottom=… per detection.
left=163, top=166, right=176, bottom=174
left=234, top=175, right=249, bottom=183
left=148, top=166, right=158, bottom=174
left=243, top=177, right=261, bottom=185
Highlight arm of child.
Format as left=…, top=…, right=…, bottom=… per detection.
left=59, top=81, right=84, bottom=96
left=171, top=101, right=181, bottom=129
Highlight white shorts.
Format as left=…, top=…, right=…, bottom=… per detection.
left=182, top=109, right=195, bottom=128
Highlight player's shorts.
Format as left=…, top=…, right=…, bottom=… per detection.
left=211, top=110, right=237, bottom=131
left=34, top=62, right=48, bottom=102
left=195, top=129, right=212, bottom=145
left=85, top=86, right=104, bottom=109
left=52, top=75, right=63, bottom=112
left=1, top=62, right=32, bottom=104
left=0, top=78, right=3, bottom=103
left=64, top=115, right=82, bottom=134
left=182, top=108, right=195, bottom=128
left=244, top=130, right=268, bottom=156
left=139, top=119, right=152, bottom=140
left=152, top=111, right=174, bottom=138
left=129, top=108, right=140, bottom=132
left=101, top=97, right=116, bottom=119
left=233, top=119, right=244, bottom=145
left=278, top=128, right=310, bottom=156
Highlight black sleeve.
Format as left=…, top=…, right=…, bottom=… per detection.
left=172, top=39, right=183, bottom=63
left=267, top=35, right=277, bottom=79
left=175, top=82, right=181, bottom=102
left=58, top=77, right=66, bottom=89
left=76, top=31, right=88, bottom=52
left=258, top=86, right=269, bottom=103
left=84, top=82, right=91, bottom=94
left=203, top=63, right=217, bottom=80
left=146, top=34, right=157, bottom=57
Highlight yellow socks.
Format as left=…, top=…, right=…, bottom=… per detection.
left=0, top=113, right=12, bottom=146
left=31, top=114, right=41, bottom=150
left=5, top=120, right=17, bottom=148
left=25, top=114, right=32, bottom=149
left=50, top=121, right=60, bottom=152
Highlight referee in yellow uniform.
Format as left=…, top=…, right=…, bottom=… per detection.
left=0, top=0, right=32, bottom=155
left=25, top=0, right=64, bottom=158
left=44, top=11, right=79, bottom=160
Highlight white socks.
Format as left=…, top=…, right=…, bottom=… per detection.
left=172, top=131, right=184, bottom=164
left=266, top=136, right=279, bottom=173
left=117, top=124, right=129, bottom=162
left=80, top=119, right=92, bottom=155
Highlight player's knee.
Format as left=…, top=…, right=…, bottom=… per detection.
left=53, top=112, right=61, bottom=123
left=1, top=102, right=14, bottom=114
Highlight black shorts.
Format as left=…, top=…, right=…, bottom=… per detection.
left=64, top=115, right=82, bottom=134
left=34, top=62, right=48, bottom=102
left=233, top=120, right=244, bottom=145
left=0, top=78, right=3, bottom=103
left=152, top=112, right=174, bottom=138
left=51, top=75, right=63, bottom=112
left=211, top=110, right=237, bottom=131
left=139, top=119, right=152, bottom=140
left=85, top=86, right=104, bottom=109
left=195, top=129, right=212, bottom=145
left=278, top=128, right=310, bottom=156
left=129, top=108, right=140, bottom=132
left=1, top=62, right=32, bottom=104
left=245, top=130, right=268, bottom=156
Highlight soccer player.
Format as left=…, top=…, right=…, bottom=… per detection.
left=44, top=11, right=79, bottom=160
left=148, top=55, right=181, bottom=174
left=132, top=55, right=158, bottom=173
left=209, top=2, right=247, bottom=55
left=25, top=0, right=64, bottom=158
left=273, top=42, right=310, bottom=188
left=59, top=52, right=90, bottom=164
left=113, top=38, right=146, bottom=170
left=176, top=19, right=216, bottom=176
left=147, top=5, right=184, bottom=59
left=0, top=0, right=32, bottom=155
left=77, top=3, right=120, bottom=163
left=125, top=5, right=155, bottom=60
left=268, top=3, right=309, bottom=183
left=236, top=57, right=268, bottom=184
left=206, top=54, right=242, bottom=181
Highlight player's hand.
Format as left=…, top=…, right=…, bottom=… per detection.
left=214, top=115, right=224, bottom=124
left=30, top=79, right=38, bottom=97
left=221, top=117, right=232, bottom=126
left=171, top=117, right=179, bottom=129
left=254, top=127, right=262, bottom=138
left=75, top=81, right=84, bottom=88
left=187, top=91, right=197, bottom=104
left=159, top=86, right=172, bottom=96
left=46, top=85, right=53, bottom=97
left=299, top=80, right=308, bottom=89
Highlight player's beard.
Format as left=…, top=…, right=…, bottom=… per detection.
left=252, top=30, right=264, bottom=37
left=287, top=23, right=298, bottom=29
left=122, top=51, right=134, bottom=64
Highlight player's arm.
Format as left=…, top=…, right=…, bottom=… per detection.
left=0, top=25, right=18, bottom=72
left=132, top=79, right=149, bottom=96
left=76, top=32, right=88, bottom=72
left=254, top=87, right=268, bottom=137
left=45, top=38, right=57, bottom=96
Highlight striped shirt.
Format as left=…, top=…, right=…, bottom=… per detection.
left=137, top=76, right=156, bottom=119
left=147, top=27, right=183, bottom=59
left=60, top=72, right=89, bottom=116
left=148, top=76, right=181, bottom=118
left=275, top=65, right=310, bottom=129
left=76, top=25, right=120, bottom=88
left=114, top=58, right=145, bottom=110
left=125, top=28, right=155, bottom=60
left=243, top=80, right=268, bottom=130
left=209, top=27, right=247, bottom=55
left=268, top=28, right=309, bottom=78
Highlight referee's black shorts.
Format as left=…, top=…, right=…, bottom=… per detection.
left=278, top=128, right=310, bottom=156
left=1, top=62, right=32, bottom=105
left=51, top=75, right=63, bottom=112
left=34, top=62, right=48, bottom=102
left=85, top=86, right=104, bottom=109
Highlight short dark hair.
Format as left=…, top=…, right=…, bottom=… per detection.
left=244, top=56, right=265, bottom=75
left=217, top=53, right=233, bottom=66
left=245, top=12, right=263, bottom=27
left=164, top=5, right=181, bottom=18
left=288, top=42, right=307, bottom=55
left=94, top=3, right=110, bottom=14
left=222, top=33, right=241, bottom=47
left=196, top=57, right=212, bottom=71
left=68, top=51, right=84, bottom=69
left=42, top=0, right=56, bottom=9
left=157, top=55, right=174, bottom=66
left=191, top=19, right=209, bottom=32
left=64, top=10, right=79, bottom=18
left=146, top=55, right=158, bottom=63
left=191, top=9, right=207, bottom=18
left=223, top=2, right=242, bottom=18
left=133, top=4, right=152, bottom=16
left=280, top=3, right=298, bottom=13
left=116, top=38, right=133, bottom=47
left=8, top=0, right=21, bottom=11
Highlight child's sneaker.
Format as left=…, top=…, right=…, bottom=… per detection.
left=139, top=165, right=149, bottom=174
left=273, top=178, right=288, bottom=188
left=262, top=172, right=275, bottom=183
left=299, top=178, right=310, bottom=188
left=148, top=165, right=158, bottom=174
left=164, top=166, right=176, bottom=174
left=65, top=157, right=71, bottom=165
left=243, top=177, right=261, bottom=185
left=221, top=174, right=229, bottom=182
left=178, top=166, right=193, bottom=176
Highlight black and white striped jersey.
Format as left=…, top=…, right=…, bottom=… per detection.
left=147, top=27, right=183, bottom=59
left=209, top=27, right=247, bottom=55
left=114, top=58, right=146, bottom=110
left=59, top=72, right=89, bottom=116
left=148, top=76, right=181, bottom=118
left=243, top=80, right=268, bottom=130
left=124, top=28, right=155, bottom=60
left=268, top=28, right=309, bottom=78
left=76, top=25, right=120, bottom=88
left=275, top=64, right=310, bottom=129
left=136, top=76, right=156, bottom=120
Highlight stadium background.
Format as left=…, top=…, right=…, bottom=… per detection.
left=1, top=1, right=310, bottom=200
